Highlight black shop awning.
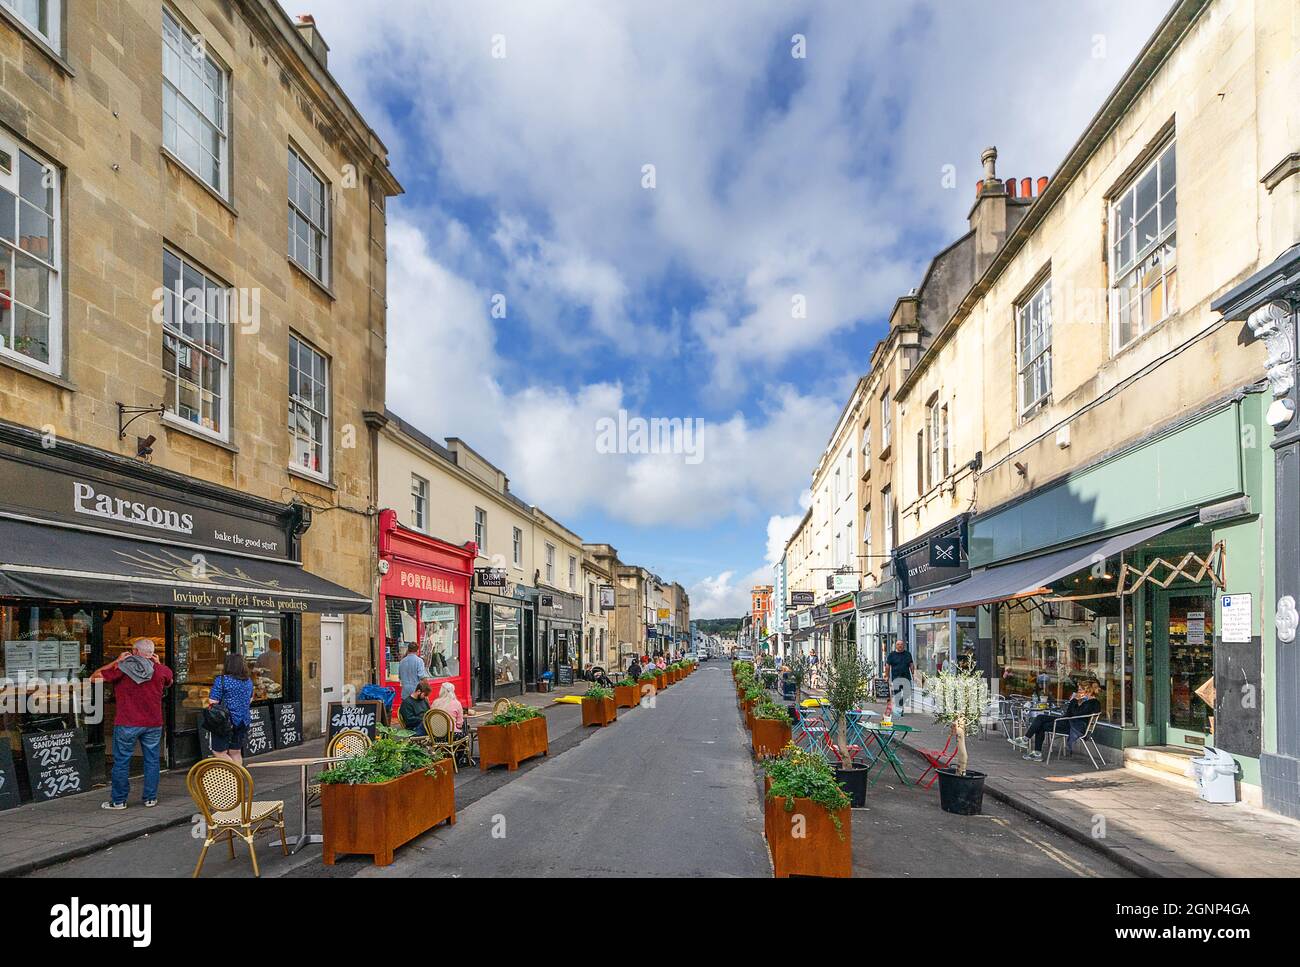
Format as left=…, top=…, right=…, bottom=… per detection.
left=902, top=515, right=1194, bottom=614
left=0, top=517, right=371, bottom=614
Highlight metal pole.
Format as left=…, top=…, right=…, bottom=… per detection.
left=1119, top=549, right=1126, bottom=729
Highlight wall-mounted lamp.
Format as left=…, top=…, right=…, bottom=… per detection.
left=1014, top=461, right=1028, bottom=477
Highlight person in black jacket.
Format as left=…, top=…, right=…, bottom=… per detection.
left=627, top=657, right=643, bottom=681
left=1022, top=680, right=1101, bottom=761
left=400, top=680, right=433, bottom=737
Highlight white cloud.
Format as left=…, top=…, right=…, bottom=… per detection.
left=688, top=564, right=776, bottom=620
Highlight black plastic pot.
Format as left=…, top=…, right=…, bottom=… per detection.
left=834, top=766, right=870, bottom=808
left=937, top=767, right=986, bottom=815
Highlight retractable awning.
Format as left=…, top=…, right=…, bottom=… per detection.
left=901, top=515, right=1195, bottom=614
left=0, top=517, right=371, bottom=614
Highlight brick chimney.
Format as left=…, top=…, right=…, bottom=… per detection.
left=295, top=14, right=329, bottom=69
left=969, top=146, right=1010, bottom=273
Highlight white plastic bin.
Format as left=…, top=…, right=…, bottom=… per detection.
left=1186, top=747, right=1238, bottom=804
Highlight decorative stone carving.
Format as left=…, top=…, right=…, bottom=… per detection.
left=1277, top=595, right=1298, bottom=644
left=1247, top=300, right=1298, bottom=428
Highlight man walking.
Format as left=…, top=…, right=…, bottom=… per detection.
left=885, top=640, right=915, bottom=717
left=94, top=638, right=173, bottom=809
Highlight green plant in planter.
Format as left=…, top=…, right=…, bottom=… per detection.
left=743, top=682, right=765, bottom=702
left=317, top=732, right=445, bottom=785
left=759, top=654, right=776, bottom=670
left=485, top=701, right=544, bottom=727
left=763, top=744, right=850, bottom=835
left=754, top=698, right=791, bottom=725
left=616, top=677, right=636, bottom=688
left=638, top=671, right=658, bottom=684
left=822, top=651, right=874, bottom=769
left=584, top=684, right=614, bottom=701
left=786, top=654, right=810, bottom=704
left=932, top=665, right=990, bottom=775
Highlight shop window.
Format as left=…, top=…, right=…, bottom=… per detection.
left=288, top=333, right=330, bottom=478
left=1110, top=140, right=1177, bottom=350
left=384, top=597, right=461, bottom=687
left=492, top=605, right=521, bottom=686
left=288, top=145, right=329, bottom=284
left=0, top=134, right=61, bottom=374
left=239, top=614, right=284, bottom=703
left=162, top=7, right=230, bottom=197
left=161, top=249, right=229, bottom=438
left=171, top=613, right=231, bottom=734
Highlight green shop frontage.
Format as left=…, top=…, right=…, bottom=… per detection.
left=904, top=391, right=1272, bottom=804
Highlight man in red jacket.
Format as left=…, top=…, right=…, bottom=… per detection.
left=93, top=637, right=173, bottom=809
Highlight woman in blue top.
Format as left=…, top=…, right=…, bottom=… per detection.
left=207, top=654, right=255, bottom=765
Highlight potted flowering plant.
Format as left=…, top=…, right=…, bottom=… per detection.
left=932, top=663, right=991, bottom=815
left=762, top=744, right=851, bottom=878
left=581, top=684, right=617, bottom=727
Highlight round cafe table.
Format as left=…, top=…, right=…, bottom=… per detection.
left=246, top=755, right=349, bottom=853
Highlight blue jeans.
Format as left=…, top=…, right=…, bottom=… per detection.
left=110, top=726, right=162, bottom=804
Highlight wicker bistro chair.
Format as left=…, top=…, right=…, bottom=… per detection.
left=187, top=758, right=288, bottom=878
left=491, top=698, right=511, bottom=717
left=423, top=708, right=472, bottom=771
left=306, top=729, right=374, bottom=807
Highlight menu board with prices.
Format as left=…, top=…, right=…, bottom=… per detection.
left=243, top=706, right=275, bottom=758
left=327, top=700, right=382, bottom=740
left=557, top=664, right=575, bottom=686
left=273, top=702, right=303, bottom=749
left=21, top=730, right=91, bottom=802
left=0, top=742, right=20, bottom=811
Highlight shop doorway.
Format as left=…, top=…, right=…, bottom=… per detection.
left=1152, top=587, right=1215, bottom=748
left=319, top=615, right=344, bottom=733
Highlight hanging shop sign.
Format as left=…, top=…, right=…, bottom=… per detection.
left=827, top=572, right=858, bottom=592
left=475, top=567, right=507, bottom=588
left=929, top=535, right=962, bottom=568
left=599, top=585, right=615, bottom=610
left=896, top=515, right=969, bottom=596
left=790, top=590, right=815, bottom=606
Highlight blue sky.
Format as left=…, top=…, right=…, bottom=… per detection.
left=288, top=1, right=1170, bottom=616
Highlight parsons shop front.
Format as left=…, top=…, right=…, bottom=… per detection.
left=0, top=424, right=369, bottom=805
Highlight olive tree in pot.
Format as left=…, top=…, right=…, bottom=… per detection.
left=823, top=651, right=874, bottom=807
left=784, top=654, right=810, bottom=704
left=932, top=664, right=991, bottom=815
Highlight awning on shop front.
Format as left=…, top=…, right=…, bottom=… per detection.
left=0, top=517, right=371, bottom=614
left=901, top=515, right=1195, bottom=614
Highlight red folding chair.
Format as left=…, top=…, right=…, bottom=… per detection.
left=915, top=733, right=957, bottom=789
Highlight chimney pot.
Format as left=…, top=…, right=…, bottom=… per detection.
left=1037, top=176, right=1049, bottom=195
left=1005, top=178, right=1016, bottom=197
left=981, top=146, right=998, bottom=182
left=1021, top=177, right=1032, bottom=198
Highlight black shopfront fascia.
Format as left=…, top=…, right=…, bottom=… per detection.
left=893, top=514, right=971, bottom=599
left=0, top=423, right=368, bottom=777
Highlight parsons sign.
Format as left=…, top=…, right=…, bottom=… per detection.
left=73, top=481, right=194, bottom=535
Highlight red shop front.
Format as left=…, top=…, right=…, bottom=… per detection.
left=377, top=509, right=476, bottom=707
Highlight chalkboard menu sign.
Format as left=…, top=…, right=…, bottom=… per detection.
left=873, top=678, right=892, bottom=701
left=556, top=664, right=574, bottom=686
left=273, top=702, right=303, bottom=749
left=327, top=700, right=381, bottom=740
left=243, top=706, right=274, bottom=758
left=22, top=729, right=91, bottom=802
left=0, top=742, right=21, bottom=811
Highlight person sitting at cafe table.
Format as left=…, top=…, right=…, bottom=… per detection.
left=1022, top=681, right=1101, bottom=761
left=400, top=681, right=433, bottom=736
left=430, top=681, right=466, bottom=734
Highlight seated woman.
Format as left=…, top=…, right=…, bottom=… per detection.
left=1022, top=681, right=1101, bottom=761
left=430, top=681, right=466, bottom=735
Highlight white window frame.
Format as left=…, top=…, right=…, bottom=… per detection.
left=1109, top=140, right=1177, bottom=352
left=2, top=0, right=61, bottom=52
left=160, top=249, right=230, bottom=441
left=288, top=145, right=330, bottom=285
left=411, top=475, right=428, bottom=531
left=512, top=526, right=522, bottom=566
left=474, top=507, right=487, bottom=548
left=941, top=404, right=950, bottom=478
left=880, top=391, right=892, bottom=451
left=0, top=135, right=61, bottom=376
left=1017, top=277, right=1053, bottom=416
left=569, top=555, right=577, bottom=591
left=288, top=333, right=330, bottom=479
left=882, top=486, right=894, bottom=556
left=545, top=542, right=556, bottom=585
left=162, top=6, right=230, bottom=198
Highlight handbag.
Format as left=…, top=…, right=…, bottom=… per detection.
left=201, top=675, right=233, bottom=737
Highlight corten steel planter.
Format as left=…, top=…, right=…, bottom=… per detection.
left=614, top=684, right=640, bottom=709
left=765, top=796, right=851, bottom=879
left=477, top=716, right=550, bottom=771
left=637, top=680, right=657, bottom=703
left=321, top=759, right=455, bottom=868
left=581, top=696, right=618, bottom=727
left=751, top=717, right=792, bottom=758
left=742, top=697, right=758, bottom=729
left=655, top=673, right=667, bottom=690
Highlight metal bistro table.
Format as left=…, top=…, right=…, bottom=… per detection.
left=861, top=721, right=914, bottom=786
left=247, top=754, right=350, bottom=854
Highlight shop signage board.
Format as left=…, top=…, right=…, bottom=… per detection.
left=21, top=729, right=90, bottom=802
left=273, top=701, right=303, bottom=748
left=0, top=742, right=20, bottom=811
left=0, top=441, right=291, bottom=561
left=475, top=567, right=507, bottom=588
left=929, top=536, right=962, bottom=567
left=243, top=706, right=274, bottom=757
left=1221, top=594, right=1252, bottom=643
left=599, top=585, right=615, bottom=611
left=827, top=573, right=857, bottom=592
left=327, top=700, right=382, bottom=740
left=790, top=591, right=815, bottom=606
